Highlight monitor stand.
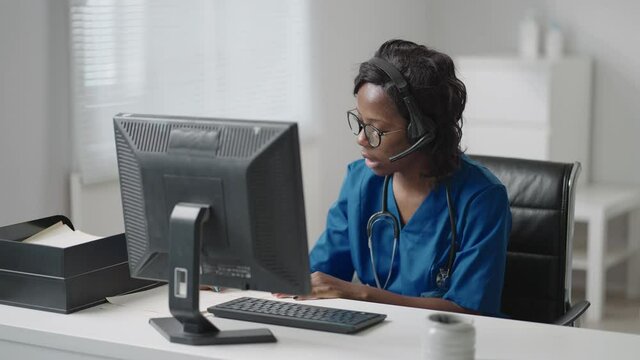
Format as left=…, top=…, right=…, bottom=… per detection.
left=149, top=203, right=276, bottom=345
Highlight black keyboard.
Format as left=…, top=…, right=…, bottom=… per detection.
left=207, top=297, right=386, bottom=334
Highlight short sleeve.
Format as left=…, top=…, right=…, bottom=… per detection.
left=308, top=165, right=355, bottom=282
left=443, top=184, right=511, bottom=316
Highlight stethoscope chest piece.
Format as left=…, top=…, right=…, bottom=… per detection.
left=436, top=267, right=450, bottom=289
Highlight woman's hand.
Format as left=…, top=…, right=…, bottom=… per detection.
left=274, top=271, right=369, bottom=301
left=272, top=272, right=474, bottom=315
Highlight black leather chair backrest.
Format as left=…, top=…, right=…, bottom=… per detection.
left=470, top=155, right=580, bottom=323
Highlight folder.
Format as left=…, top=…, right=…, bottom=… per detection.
left=0, top=215, right=158, bottom=313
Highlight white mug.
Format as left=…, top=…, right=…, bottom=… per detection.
left=423, top=313, right=475, bottom=360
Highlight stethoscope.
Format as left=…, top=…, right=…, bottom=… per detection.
left=366, top=175, right=458, bottom=290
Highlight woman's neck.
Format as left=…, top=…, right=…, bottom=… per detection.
left=392, top=153, right=436, bottom=195
left=390, top=153, right=436, bottom=225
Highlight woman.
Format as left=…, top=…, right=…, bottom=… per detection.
left=284, top=40, right=511, bottom=317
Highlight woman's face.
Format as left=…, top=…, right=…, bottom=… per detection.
left=355, top=83, right=412, bottom=176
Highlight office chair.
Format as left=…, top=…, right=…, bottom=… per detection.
left=470, top=155, right=590, bottom=326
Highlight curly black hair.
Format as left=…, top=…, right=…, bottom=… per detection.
left=353, top=39, right=466, bottom=179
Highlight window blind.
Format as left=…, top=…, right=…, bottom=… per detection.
left=70, top=0, right=310, bottom=184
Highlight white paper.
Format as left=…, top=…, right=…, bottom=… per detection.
left=21, top=221, right=100, bottom=248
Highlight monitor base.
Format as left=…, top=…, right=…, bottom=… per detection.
left=150, top=317, right=277, bottom=345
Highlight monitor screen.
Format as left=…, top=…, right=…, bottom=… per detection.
left=113, top=113, right=310, bottom=344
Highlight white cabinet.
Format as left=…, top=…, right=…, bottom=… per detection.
left=455, top=56, right=593, bottom=183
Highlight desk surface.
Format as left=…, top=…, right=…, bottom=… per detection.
left=1, top=285, right=639, bottom=360
left=575, top=182, right=640, bottom=219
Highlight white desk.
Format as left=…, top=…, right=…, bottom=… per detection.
left=1, top=285, right=639, bottom=360
left=573, top=183, right=640, bottom=323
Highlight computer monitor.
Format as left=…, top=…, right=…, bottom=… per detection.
left=113, top=113, right=311, bottom=345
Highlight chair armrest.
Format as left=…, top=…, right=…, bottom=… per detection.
left=554, top=300, right=591, bottom=326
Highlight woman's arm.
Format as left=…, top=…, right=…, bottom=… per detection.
left=281, top=271, right=479, bottom=315
left=308, top=162, right=363, bottom=280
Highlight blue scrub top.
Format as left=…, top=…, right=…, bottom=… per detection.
left=309, top=155, right=511, bottom=316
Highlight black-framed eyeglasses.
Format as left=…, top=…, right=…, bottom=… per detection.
left=347, top=109, right=404, bottom=148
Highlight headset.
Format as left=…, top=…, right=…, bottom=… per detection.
left=368, top=57, right=437, bottom=162
left=365, top=57, right=457, bottom=291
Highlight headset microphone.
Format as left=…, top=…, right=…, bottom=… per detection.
left=368, top=57, right=436, bottom=162
left=388, top=132, right=434, bottom=162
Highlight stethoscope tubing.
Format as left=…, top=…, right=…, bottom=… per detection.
left=367, top=175, right=457, bottom=290
left=367, top=176, right=399, bottom=289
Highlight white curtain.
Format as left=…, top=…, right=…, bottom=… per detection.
left=70, top=0, right=311, bottom=184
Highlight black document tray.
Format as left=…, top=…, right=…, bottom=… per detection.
left=0, top=215, right=157, bottom=313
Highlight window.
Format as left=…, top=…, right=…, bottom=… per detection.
left=70, top=0, right=310, bottom=184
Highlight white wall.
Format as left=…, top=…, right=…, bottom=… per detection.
left=0, top=0, right=71, bottom=227
left=425, top=0, right=640, bottom=186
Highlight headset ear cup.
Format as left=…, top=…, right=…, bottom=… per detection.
left=417, top=115, right=436, bottom=144
left=407, top=113, right=436, bottom=144
left=403, top=98, right=424, bottom=140
left=406, top=115, right=423, bottom=141
left=403, top=96, right=436, bottom=142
